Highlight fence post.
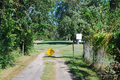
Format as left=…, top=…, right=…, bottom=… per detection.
left=73, top=39, right=74, bottom=58
left=22, top=42, right=24, bottom=55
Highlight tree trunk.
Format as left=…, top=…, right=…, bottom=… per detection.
left=22, top=42, right=24, bottom=55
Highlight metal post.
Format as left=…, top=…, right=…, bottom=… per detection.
left=78, top=40, right=79, bottom=51
left=73, top=39, right=74, bottom=58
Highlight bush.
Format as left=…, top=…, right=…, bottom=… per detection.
left=85, top=32, right=120, bottom=79
left=0, top=53, right=15, bottom=68
left=107, top=32, right=120, bottom=57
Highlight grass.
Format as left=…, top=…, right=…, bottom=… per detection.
left=38, top=41, right=100, bottom=80
left=0, top=44, right=47, bottom=80
left=41, top=61, right=55, bottom=80
left=66, top=58, right=100, bottom=80
left=0, top=41, right=100, bottom=80
left=57, top=42, right=100, bottom=80
left=0, top=55, right=38, bottom=80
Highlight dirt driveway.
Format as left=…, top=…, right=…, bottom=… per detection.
left=12, top=50, right=78, bottom=80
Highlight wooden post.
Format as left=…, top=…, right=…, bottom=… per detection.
left=22, top=42, right=24, bottom=55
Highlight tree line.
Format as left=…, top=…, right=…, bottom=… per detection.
left=55, top=0, right=120, bottom=79
left=0, top=0, right=56, bottom=68
left=0, top=1, right=120, bottom=79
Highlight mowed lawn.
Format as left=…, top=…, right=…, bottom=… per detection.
left=38, top=41, right=100, bottom=80
left=0, top=41, right=100, bottom=80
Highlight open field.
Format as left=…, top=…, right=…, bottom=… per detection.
left=0, top=41, right=100, bottom=80
left=0, top=43, right=47, bottom=80
left=39, top=41, right=100, bottom=80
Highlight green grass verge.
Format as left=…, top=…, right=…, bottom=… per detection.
left=0, top=43, right=47, bottom=80
left=66, top=57, right=100, bottom=80
left=41, top=61, right=55, bottom=80
left=58, top=42, right=100, bottom=80
left=0, top=41, right=100, bottom=80
left=37, top=41, right=100, bottom=80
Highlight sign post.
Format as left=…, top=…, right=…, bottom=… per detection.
left=76, top=34, right=82, bottom=51
left=73, top=39, right=74, bottom=58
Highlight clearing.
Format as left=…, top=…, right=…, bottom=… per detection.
left=1, top=41, right=100, bottom=80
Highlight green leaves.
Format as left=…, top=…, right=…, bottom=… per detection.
left=0, top=0, right=56, bottom=68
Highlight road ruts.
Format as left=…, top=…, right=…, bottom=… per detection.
left=12, top=52, right=46, bottom=80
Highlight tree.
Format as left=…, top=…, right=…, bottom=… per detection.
left=55, top=0, right=96, bottom=40
left=0, top=0, right=56, bottom=68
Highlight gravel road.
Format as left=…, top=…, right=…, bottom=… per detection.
left=55, top=51, right=78, bottom=80
left=12, top=52, right=46, bottom=80
left=12, top=50, right=78, bottom=80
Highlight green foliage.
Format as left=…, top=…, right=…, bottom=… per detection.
left=87, top=32, right=120, bottom=57
left=66, top=57, right=100, bottom=80
left=93, top=33, right=108, bottom=49
left=55, top=0, right=120, bottom=79
left=0, top=53, right=16, bottom=68
left=0, top=0, right=56, bottom=68
left=0, top=15, right=17, bottom=68
left=86, top=32, right=120, bottom=79
left=107, top=32, right=120, bottom=56
left=101, top=60, right=120, bottom=80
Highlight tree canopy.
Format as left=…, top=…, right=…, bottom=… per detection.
left=55, top=0, right=120, bottom=40
left=0, top=0, right=120, bottom=70
left=0, top=0, right=56, bottom=68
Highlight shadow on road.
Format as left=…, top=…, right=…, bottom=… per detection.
left=37, top=41, right=97, bottom=80
left=66, top=60, right=92, bottom=80
left=44, top=55, right=96, bottom=80
left=35, top=41, right=83, bottom=45
left=44, top=56, right=82, bottom=60
left=66, top=58, right=99, bottom=80
left=36, top=41, right=73, bottom=45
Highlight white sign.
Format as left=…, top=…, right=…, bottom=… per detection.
left=76, top=34, right=82, bottom=40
